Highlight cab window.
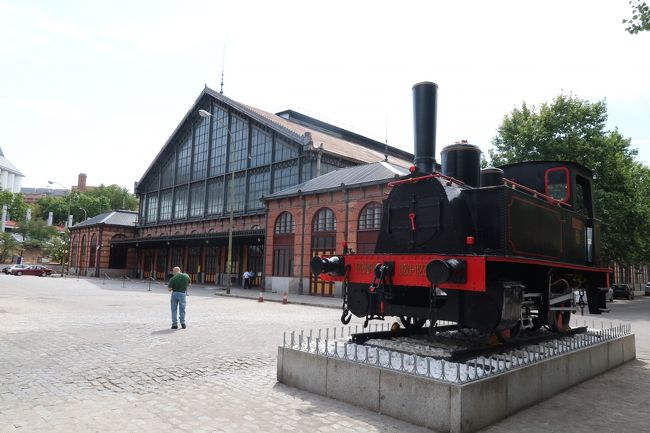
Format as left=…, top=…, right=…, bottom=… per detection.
left=545, top=167, right=570, bottom=202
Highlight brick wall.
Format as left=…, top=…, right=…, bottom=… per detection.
left=264, top=183, right=389, bottom=295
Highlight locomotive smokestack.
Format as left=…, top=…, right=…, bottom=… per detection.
left=412, top=81, right=438, bottom=174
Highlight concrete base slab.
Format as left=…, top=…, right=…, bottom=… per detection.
left=277, top=334, right=635, bottom=433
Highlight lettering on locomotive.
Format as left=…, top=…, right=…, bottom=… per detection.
left=354, top=263, right=374, bottom=275
left=398, top=263, right=425, bottom=277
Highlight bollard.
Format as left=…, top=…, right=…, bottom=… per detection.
left=282, top=291, right=288, bottom=304
left=258, top=291, right=264, bottom=303
left=148, top=278, right=152, bottom=292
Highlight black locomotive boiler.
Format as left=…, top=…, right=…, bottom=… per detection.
left=311, top=81, right=610, bottom=339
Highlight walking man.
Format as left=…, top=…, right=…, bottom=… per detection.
left=168, top=266, right=191, bottom=329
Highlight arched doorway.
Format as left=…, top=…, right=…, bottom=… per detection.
left=310, top=208, right=336, bottom=296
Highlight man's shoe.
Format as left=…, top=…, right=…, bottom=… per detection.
left=171, top=325, right=178, bottom=329
left=181, top=323, right=186, bottom=329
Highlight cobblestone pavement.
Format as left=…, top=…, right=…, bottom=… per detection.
left=0, top=275, right=431, bottom=433
left=1, top=275, right=650, bottom=433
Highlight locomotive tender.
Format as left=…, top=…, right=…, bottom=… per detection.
left=311, top=82, right=610, bottom=339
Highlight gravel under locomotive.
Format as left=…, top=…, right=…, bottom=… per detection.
left=311, top=82, right=610, bottom=338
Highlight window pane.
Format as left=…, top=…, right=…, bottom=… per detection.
left=251, top=127, right=272, bottom=167
left=274, top=136, right=298, bottom=161
left=359, top=203, right=382, bottom=230
left=546, top=168, right=568, bottom=201
left=146, top=194, right=158, bottom=223
left=301, top=159, right=313, bottom=182
left=228, top=115, right=248, bottom=172
left=313, top=208, right=336, bottom=232
left=189, top=183, right=205, bottom=217
left=275, top=212, right=295, bottom=234
left=176, top=135, right=191, bottom=184
left=174, top=186, right=188, bottom=220
left=226, top=174, right=246, bottom=213
left=272, top=163, right=298, bottom=193
left=161, top=155, right=175, bottom=189
left=209, top=105, right=228, bottom=176
left=159, top=189, right=173, bottom=221
left=207, top=178, right=224, bottom=215
left=192, top=116, right=209, bottom=181
left=247, top=170, right=270, bottom=210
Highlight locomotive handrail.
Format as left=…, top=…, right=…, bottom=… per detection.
left=502, top=178, right=572, bottom=208
left=387, top=173, right=571, bottom=208
left=388, top=172, right=466, bottom=188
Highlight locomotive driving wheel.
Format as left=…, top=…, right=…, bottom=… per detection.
left=547, top=300, right=571, bottom=333
left=400, top=316, right=427, bottom=329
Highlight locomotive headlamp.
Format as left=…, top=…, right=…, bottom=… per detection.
left=310, top=255, right=345, bottom=276
left=425, top=258, right=467, bottom=285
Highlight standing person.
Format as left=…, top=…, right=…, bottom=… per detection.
left=168, top=266, right=191, bottom=329
left=243, top=270, right=252, bottom=289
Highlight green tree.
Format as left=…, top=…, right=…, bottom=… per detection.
left=0, top=232, right=21, bottom=263
left=489, top=93, right=650, bottom=266
left=43, top=230, right=70, bottom=269
left=34, top=185, right=138, bottom=226
left=15, top=219, right=58, bottom=249
left=623, top=0, right=650, bottom=34
left=0, top=191, right=29, bottom=223
left=86, top=184, right=138, bottom=211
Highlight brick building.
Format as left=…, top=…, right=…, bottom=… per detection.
left=68, top=210, right=138, bottom=277
left=74, top=87, right=412, bottom=290
left=263, top=161, right=408, bottom=296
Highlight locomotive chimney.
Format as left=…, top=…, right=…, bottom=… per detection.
left=412, top=81, right=438, bottom=174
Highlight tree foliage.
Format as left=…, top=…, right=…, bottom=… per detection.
left=15, top=219, right=58, bottom=249
left=43, top=230, right=70, bottom=267
left=0, top=232, right=20, bottom=263
left=489, top=94, right=650, bottom=266
left=623, top=0, right=650, bottom=34
left=0, top=191, right=28, bottom=223
left=34, top=185, right=138, bottom=225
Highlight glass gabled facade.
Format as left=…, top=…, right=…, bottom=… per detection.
left=137, top=97, right=349, bottom=226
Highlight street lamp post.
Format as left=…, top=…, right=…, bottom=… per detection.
left=79, top=207, right=88, bottom=221
left=199, top=108, right=235, bottom=295
left=48, top=180, right=72, bottom=276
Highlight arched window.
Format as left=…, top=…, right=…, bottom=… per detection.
left=275, top=212, right=295, bottom=234
left=358, top=202, right=382, bottom=230
left=80, top=235, right=87, bottom=270
left=89, top=234, right=97, bottom=268
left=273, top=212, right=295, bottom=277
left=357, top=202, right=382, bottom=253
left=313, top=208, right=336, bottom=233
left=70, top=236, right=78, bottom=267
left=312, top=208, right=336, bottom=250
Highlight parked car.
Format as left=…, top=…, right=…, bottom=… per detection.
left=2, top=264, right=30, bottom=274
left=11, top=265, right=52, bottom=277
left=612, top=283, right=635, bottom=300
left=645, top=282, right=650, bottom=296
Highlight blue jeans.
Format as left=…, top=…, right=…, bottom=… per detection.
left=170, top=291, right=187, bottom=325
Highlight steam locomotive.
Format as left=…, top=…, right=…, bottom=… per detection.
left=311, top=82, right=610, bottom=339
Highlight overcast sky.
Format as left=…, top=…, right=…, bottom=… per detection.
left=1, top=0, right=648, bottom=192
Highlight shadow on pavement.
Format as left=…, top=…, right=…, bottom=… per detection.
left=151, top=329, right=178, bottom=335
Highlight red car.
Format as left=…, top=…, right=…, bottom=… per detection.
left=11, top=265, right=53, bottom=277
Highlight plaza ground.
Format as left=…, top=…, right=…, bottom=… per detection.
left=1, top=275, right=649, bottom=433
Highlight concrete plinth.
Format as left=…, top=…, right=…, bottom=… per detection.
left=277, top=334, right=635, bottom=433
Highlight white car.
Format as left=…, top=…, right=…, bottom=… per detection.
left=2, top=264, right=30, bottom=274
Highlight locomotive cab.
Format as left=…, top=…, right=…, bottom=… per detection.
left=499, top=161, right=600, bottom=266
